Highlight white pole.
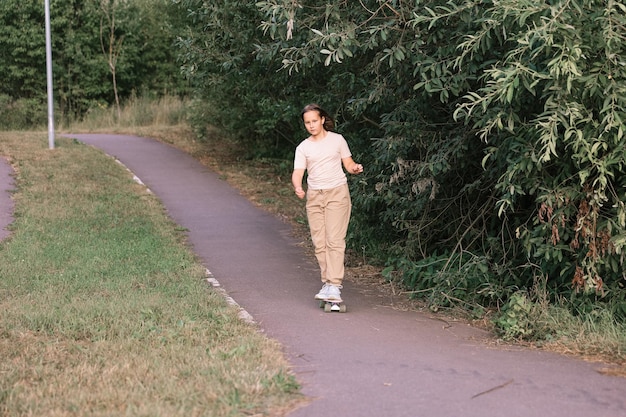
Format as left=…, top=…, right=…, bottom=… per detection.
left=44, top=0, right=55, bottom=150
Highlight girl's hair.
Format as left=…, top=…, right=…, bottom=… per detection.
left=301, top=103, right=335, bottom=131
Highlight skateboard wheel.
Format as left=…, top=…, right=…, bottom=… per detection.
left=339, top=304, right=347, bottom=313
left=324, top=303, right=332, bottom=312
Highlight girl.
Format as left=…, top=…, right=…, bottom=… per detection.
left=292, top=104, right=364, bottom=302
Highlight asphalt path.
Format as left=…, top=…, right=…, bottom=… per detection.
left=5, top=134, right=625, bottom=417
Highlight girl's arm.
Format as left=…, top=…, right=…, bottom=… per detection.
left=342, top=157, right=364, bottom=175
left=292, top=168, right=306, bottom=199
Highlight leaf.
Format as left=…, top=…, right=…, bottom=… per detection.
left=506, top=83, right=514, bottom=103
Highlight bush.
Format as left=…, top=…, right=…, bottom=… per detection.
left=0, top=95, right=48, bottom=130
left=176, top=0, right=626, bottom=327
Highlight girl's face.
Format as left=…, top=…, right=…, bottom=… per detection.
left=303, top=110, right=325, bottom=137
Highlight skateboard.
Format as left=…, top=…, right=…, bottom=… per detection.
left=318, top=299, right=347, bottom=313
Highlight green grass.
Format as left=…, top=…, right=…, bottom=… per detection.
left=0, top=132, right=301, bottom=416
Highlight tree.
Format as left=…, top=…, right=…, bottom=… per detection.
left=177, top=0, right=626, bottom=316
left=173, top=0, right=336, bottom=155
left=0, top=1, right=46, bottom=99
left=0, top=0, right=187, bottom=128
left=0, top=0, right=48, bottom=128
left=256, top=0, right=626, bottom=313
left=99, top=0, right=125, bottom=120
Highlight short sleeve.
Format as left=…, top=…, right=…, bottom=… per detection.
left=338, top=135, right=352, bottom=159
left=294, top=143, right=307, bottom=170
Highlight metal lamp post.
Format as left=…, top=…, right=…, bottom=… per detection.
left=45, top=0, right=55, bottom=150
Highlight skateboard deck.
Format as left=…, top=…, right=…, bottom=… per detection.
left=318, top=299, right=347, bottom=313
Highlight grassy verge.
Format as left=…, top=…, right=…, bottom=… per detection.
left=0, top=131, right=301, bottom=416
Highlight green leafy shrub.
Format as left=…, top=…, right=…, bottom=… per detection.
left=383, top=251, right=517, bottom=315
left=0, top=0, right=187, bottom=126
left=0, top=95, right=47, bottom=130
left=177, top=0, right=626, bottom=327
left=494, top=291, right=536, bottom=340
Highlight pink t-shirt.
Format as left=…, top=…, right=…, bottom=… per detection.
left=294, top=131, right=352, bottom=190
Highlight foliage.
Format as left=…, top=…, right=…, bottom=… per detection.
left=0, top=95, right=47, bottom=130
left=172, top=0, right=626, bottom=325
left=0, top=0, right=187, bottom=129
left=494, top=291, right=538, bottom=340
left=173, top=0, right=325, bottom=157
left=446, top=0, right=626, bottom=301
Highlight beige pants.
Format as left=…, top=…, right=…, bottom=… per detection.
left=306, top=184, right=351, bottom=286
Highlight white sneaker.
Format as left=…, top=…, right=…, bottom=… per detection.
left=325, top=285, right=342, bottom=302
left=314, top=283, right=331, bottom=300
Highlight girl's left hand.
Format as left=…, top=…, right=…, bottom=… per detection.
left=352, top=164, right=363, bottom=174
